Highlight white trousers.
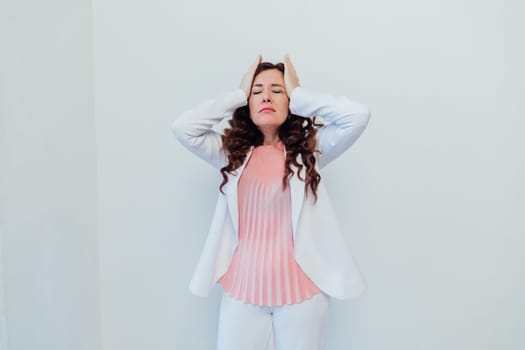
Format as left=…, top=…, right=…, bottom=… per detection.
left=217, top=292, right=331, bottom=350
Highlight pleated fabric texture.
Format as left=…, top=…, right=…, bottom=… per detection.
left=219, top=141, right=320, bottom=306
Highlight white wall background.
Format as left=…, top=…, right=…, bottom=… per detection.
left=0, top=0, right=100, bottom=349
left=0, top=227, right=8, bottom=350
left=94, top=0, right=525, bottom=349
left=1, top=0, right=524, bottom=349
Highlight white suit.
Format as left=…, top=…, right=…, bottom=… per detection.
left=171, top=86, right=370, bottom=300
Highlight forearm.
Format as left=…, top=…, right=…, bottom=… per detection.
left=171, top=89, right=247, bottom=168
left=289, top=86, right=370, bottom=127
left=289, top=86, right=371, bottom=167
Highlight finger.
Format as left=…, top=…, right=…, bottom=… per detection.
left=283, top=54, right=299, bottom=96
left=245, top=55, right=261, bottom=82
left=284, top=57, right=293, bottom=81
left=251, top=54, right=262, bottom=71
left=241, top=55, right=262, bottom=97
left=284, top=54, right=296, bottom=75
left=284, top=54, right=292, bottom=67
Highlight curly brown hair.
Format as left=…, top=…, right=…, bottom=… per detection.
left=220, top=62, right=323, bottom=201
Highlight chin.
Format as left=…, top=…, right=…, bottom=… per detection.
left=255, top=122, right=285, bottom=129
left=254, top=116, right=286, bottom=126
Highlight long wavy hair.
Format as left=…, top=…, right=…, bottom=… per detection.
left=219, top=62, right=323, bottom=201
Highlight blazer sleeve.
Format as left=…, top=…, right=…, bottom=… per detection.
left=289, top=86, right=371, bottom=169
left=171, top=89, right=247, bottom=169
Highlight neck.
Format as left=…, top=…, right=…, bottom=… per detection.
left=259, top=127, right=280, bottom=145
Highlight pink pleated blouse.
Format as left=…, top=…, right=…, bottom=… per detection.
left=219, top=141, right=321, bottom=306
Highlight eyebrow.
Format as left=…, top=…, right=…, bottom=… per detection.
left=252, top=83, right=285, bottom=88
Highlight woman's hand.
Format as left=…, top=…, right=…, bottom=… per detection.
left=240, top=54, right=262, bottom=98
left=284, top=54, right=300, bottom=97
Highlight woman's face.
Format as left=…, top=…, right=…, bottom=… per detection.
left=248, top=69, right=289, bottom=130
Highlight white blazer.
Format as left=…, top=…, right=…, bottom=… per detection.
left=172, top=86, right=371, bottom=300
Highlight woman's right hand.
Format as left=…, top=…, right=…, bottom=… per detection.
left=240, top=55, right=262, bottom=98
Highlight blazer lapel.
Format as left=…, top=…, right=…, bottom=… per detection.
left=286, top=148, right=305, bottom=241
left=225, top=147, right=253, bottom=235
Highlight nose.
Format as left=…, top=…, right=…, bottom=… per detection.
left=262, top=89, right=271, bottom=103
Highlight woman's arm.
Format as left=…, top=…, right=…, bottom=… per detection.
left=171, top=56, right=261, bottom=169
left=289, top=86, right=371, bottom=169
left=171, top=89, right=247, bottom=169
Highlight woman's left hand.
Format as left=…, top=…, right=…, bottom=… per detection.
left=284, top=54, right=300, bottom=97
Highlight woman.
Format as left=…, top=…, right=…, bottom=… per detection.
left=172, top=55, right=371, bottom=350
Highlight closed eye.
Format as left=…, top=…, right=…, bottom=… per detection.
left=252, top=90, right=283, bottom=95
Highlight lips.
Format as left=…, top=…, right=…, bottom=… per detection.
left=259, top=107, right=276, bottom=112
